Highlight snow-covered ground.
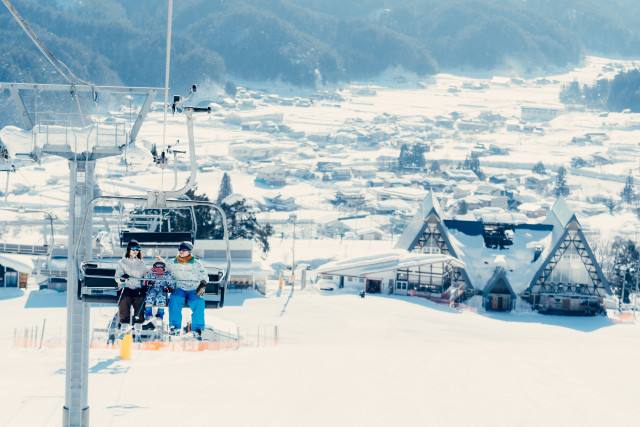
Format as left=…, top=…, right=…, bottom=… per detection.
left=2, top=285, right=640, bottom=427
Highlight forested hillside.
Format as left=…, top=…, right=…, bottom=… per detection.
left=1, top=0, right=640, bottom=89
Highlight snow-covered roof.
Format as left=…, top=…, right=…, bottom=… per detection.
left=316, top=249, right=465, bottom=277
left=445, top=223, right=553, bottom=294
left=0, top=253, right=35, bottom=273
left=374, top=186, right=428, bottom=201
left=395, top=192, right=441, bottom=251
left=222, top=193, right=246, bottom=205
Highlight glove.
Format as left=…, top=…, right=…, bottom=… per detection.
left=196, top=281, right=207, bottom=297
left=147, top=280, right=155, bottom=286
left=120, top=273, right=129, bottom=283
left=164, top=286, right=174, bottom=293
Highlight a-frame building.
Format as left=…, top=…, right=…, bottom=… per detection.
left=483, top=266, right=517, bottom=311
left=524, top=198, right=611, bottom=315
left=395, top=193, right=611, bottom=315
left=394, top=192, right=470, bottom=304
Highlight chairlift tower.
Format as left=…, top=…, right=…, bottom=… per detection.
left=0, top=82, right=162, bottom=427
left=48, top=123, right=132, bottom=427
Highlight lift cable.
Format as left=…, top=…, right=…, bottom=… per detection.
left=1, top=0, right=94, bottom=88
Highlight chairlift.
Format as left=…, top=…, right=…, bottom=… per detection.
left=78, top=195, right=230, bottom=310
left=0, top=206, right=57, bottom=258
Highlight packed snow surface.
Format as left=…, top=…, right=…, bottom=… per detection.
left=2, top=286, right=640, bottom=427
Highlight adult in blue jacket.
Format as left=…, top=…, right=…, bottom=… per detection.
left=166, top=241, right=209, bottom=338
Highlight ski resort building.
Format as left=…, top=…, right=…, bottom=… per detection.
left=393, top=193, right=611, bottom=315
left=315, top=250, right=465, bottom=295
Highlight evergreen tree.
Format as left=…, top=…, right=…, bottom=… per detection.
left=213, top=199, right=274, bottom=254
left=398, top=142, right=428, bottom=171
left=410, top=142, right=428, bottom=168
left=532, top=161, right=546, bottom=174
left=611, top=238, right=640, bottom=304
left=458, top=200, right=468, bottom=215
left=620, top=171, right=636, bottom=204
left=559, top=80, right=582, bottom=104
left=397, top=144, right=411, bottom=171
left=429, top=159, right=441, bottom=174
left=462, top=152, right=483, bottom=179
left=217, top=173, right=233, bottom=205
left=553, top=166, right=570, bottom=197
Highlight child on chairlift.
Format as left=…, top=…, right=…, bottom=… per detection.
left=143, top=257, right=176, bottom=322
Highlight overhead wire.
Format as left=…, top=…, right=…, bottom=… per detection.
left=1, top=0, right=93, bottom=87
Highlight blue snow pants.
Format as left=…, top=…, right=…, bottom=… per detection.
left=169, top=288, right=205, bottom=330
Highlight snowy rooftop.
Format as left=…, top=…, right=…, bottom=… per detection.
left=446, top=223, right=553, bottom=293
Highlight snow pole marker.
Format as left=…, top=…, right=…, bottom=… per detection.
left=39, top=319, right=46, bottom=349
left=119, top=333, right=132, bottom=360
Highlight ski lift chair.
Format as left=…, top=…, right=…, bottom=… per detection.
left=78, top=195, right=230, bottom=311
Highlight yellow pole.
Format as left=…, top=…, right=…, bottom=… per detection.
left=119, top=333, right=132, bottom=360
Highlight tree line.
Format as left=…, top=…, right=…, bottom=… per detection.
left=3, top=0, right=640, bottom=92
left=560, top=68, right=640, bottom=112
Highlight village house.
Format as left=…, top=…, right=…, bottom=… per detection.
left=263, top=194, right=297, bottom=211
left=517, top=202, right=548, bottom=218
left=356, top=229, right=384, bottom=240
left=521, top=104, right=563, bottom=122
left=441, top=169, right=478, bottom=182
left=254, top=165, right=287, bottom=186
left=524, top=173, right=552, bottom=190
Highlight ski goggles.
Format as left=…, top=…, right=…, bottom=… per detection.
left=178, top=244, right=191, bottom=252
left=130, top=246, right=140, bottom=251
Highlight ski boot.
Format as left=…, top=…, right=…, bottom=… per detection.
left=117, top=324, right=129, bottom=340
left=133, top=324, right=142, bottom=343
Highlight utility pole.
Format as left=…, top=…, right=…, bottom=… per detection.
left=289, top=214, right=297, bottom=286
left=620, top=270, right=627, bottom=313
left=633, top=268, right=638, bottom=321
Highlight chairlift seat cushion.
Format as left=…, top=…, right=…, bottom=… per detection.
left=84, top=267, right=117, bottom=288
left=121, top=231, right=193, bottom=246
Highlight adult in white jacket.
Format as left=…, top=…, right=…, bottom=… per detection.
left=114, top=240, right=148, bottom=338
left=167, top=241, right=209, bottom=338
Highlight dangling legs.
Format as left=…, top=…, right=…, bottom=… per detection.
left=169, top=288, right=187, bottom=331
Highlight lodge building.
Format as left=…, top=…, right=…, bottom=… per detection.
left=318, top=193, right=611, bottom=316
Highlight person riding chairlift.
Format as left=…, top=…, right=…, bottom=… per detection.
left=114, top=240, right=148, bottom=342
left=166, top=241, right=209, bottom=340
left=142, top=257, right=175, bottom=322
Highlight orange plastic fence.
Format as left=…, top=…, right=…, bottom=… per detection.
left=90, top=339, right=271, bottom=352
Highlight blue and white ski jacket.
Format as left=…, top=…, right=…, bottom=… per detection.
left=142, top=271, right=176, bottom=291
left=166, top=256, right=208, bottom=291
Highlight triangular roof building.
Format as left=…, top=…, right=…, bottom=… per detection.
left=395, top=192, right=611, bottom=315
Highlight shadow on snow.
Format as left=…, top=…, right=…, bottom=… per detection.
left=374, top=293, right=614, bottom=332
left=24, top=289, right=67, bottom=308
left=0, top=288, right=24, bottom=301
